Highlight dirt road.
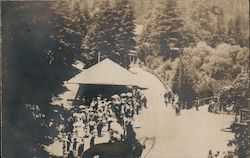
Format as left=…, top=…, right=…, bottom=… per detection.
left=131, top=67, right=234, bottom=158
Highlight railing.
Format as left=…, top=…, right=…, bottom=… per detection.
left=143, top=66, right=171, bottom=91
left=142, top=66, right=223, bottom=109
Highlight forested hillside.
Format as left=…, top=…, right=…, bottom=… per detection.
left=137, top=0, right=249, bottom=104
left=2, top=0, right=249, bottom=157
left=131, top=0, right=249, bottom=37
left=135, top=2, right=249, bottom=156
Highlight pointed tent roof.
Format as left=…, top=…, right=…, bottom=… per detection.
left=68, top=58, right=138, bottom=86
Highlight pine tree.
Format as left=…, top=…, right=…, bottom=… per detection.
left=173, top=59, right=196, bottom=103
left=114, top=0, right=136, bottom=67
left=84, top=2, right=117, bottom=67
left=84, top=0, right=135, bottom=67
left=173, top=60, right=184, bottom=99
left=210, top=6, right=226, bottom=46
left=50, top=0, right=91, bottom=65
left=227, top=16, right=245, bottom=46
left=140, top=0, right=185, bottom=58
left=191, top=2, right=226, bottom=47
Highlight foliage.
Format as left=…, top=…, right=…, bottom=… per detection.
left=219, top=70, right=249, bottom=110
left=1, top=1, right=249, bottom=157
left=113, top=0, right=136, bottom=68
left=49, top=0, right=91, bottom=65
left=227, top=16, right=248, bottom=47
left=2, top=2, right=78, bottom=157
left=84, top=0, right=136, bottom=68
left=172, top=42, right=248, bottom=102
left=136, top=43, right=160, bottom=64
left=191, top=1, right=227, bottom=47
left=172, top=59, right=197, bottom=102
left=230, top=122, right=250, bottom=158
left=140, top=0, right=187, bottom=58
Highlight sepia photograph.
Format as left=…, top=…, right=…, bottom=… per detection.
left=1, top=0, right=249, bottom=158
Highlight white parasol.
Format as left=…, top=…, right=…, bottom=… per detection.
left=111, top=94, right=120, bottom=99
left=79, top=105, right=85, bottom=109
left=113, top=100, right=121, bottom=105
left=127, top=92, right=132, bottom=97
left=120, top=93, right=127, bottom=97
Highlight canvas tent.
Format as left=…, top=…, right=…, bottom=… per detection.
left=68, top=58, right=139, bottom=86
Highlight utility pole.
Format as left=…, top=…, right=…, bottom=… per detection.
left=98, top=52, right=101, bottom=63
left=221, top=105, right=224, bottom=131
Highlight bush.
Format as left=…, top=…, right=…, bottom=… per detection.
left=173, top=42, right=248, bottom=102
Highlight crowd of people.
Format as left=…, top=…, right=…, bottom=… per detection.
left=208, top=99, right=220, bottom=113
left=60, top=88, right=147, bottom=157
left=164, top=91, right=201, bottom=115
left=164, top=91, right=229, bottom=116
left=164, top=91, right=183, bottom=115
left=208, top=98, right=236, bottom=114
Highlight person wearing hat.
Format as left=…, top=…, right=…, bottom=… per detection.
left=131, top=109, right=135, bottom=120
left=97, top=109, right=104, bottom=119
left=195, top=97, right=199, bottom=111
left=66, top=133, right=72, bottom=152
left=72, top=138, right=77, bottom=151
left=142, top=95, right=147, bottom=108
left=97, top=120, right=104, bottom=137
left=90, top=99, right=96, bottom=107
left=107, top=116, right=113, bottom=131
left=208, top=100, right=214, bottom=113
left=114, top=105, right=121, bottom=119
left=121, top=104, right=125, bottom=116
left=90, top=135, right=95, bottom=147
left=125, top=107, right=130, bottom=119
left=89, top=119, right=95, bottom=134
left=93, top=102, right=98, bottom=111
left=62, top=138, right=67, bottom=155
left=134, top=101, right=140, bottom=115
left=171, top=97, right=175, bottom=107
left=175, top=101, right=180, bottom=115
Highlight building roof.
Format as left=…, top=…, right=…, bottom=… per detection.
left=67, top=58, right=139, bottom=86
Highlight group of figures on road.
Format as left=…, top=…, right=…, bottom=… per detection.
left=59, top=87, right=147, bottom=158
left=163, top=90, right=236, bottom=116
left=208, top=98, right=238, bottom=115
left=163, top=90, right=200, bottom=115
